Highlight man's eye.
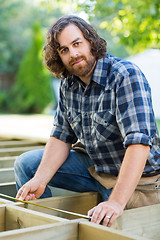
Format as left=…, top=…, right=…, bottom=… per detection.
left=74, top=42, right=80, bottom=46
left=61, top=48, right=67, bottom=54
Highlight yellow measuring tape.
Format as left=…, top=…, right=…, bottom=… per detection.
left=0, top=193, right=91, bottom=220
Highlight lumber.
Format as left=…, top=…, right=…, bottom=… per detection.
left=0, top=140, right=44, bottom=148
left=0, top=168, right=14, bottom=183
left=0, top=156, right=16, bottom=168
left=0, top=145, right=44, bottom=157
left=16, top=192, right=99, bottom=220
left=112, top=204, right=160, bottom=240
left=0, top=221, right=78, bottom=240
left=5, top=205, right=67, bottom=231
left=79, top=221, right=148, bottom=240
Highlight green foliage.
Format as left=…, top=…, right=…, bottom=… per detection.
left=76, top=0, right=160, bottom=54
left=0, top=0, right=65, bottom=74
left=156, top=119, right=160, bottom=134
left=0, top=0, right=27, bottom=73
left=8, top=22, right=53, bottom=113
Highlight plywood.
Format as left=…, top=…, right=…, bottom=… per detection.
left=16, top=192, right=100, bottom=220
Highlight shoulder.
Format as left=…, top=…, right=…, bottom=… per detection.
left=106, top=54, right=143, bottom=77
left=104, top=54, right=149, bottom=90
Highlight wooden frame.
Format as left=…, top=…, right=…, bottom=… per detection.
left=15, top=192, right=100, bottom=220
left=112, top=204, right=160, bottom=240
left=0, top=136, right=159, bottom=239
left=0, top=205, right=67, bottom=233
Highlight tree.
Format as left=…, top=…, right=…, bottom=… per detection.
left=76, top=0, right=160, bottom=54
left=8, top=22, right=53, bottom=113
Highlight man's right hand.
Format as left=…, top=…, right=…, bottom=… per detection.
left=16, top=177, right=46, bottom=201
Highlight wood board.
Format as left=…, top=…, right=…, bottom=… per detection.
left=15, top=192, right=100, bottom=220
left=0, top=205, right=67, bottom=232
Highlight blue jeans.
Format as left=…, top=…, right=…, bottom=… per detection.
left=14, top=149, right=112, bottom=201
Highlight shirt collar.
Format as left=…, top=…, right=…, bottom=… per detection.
left=91, top=54, right=108, bottom=87
left=67, top=54, right=108, bottom=88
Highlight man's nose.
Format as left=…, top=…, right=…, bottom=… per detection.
left=69, top=47, right=78, bottom=58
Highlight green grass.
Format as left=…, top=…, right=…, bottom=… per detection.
left=156, top=119, right=160, bottom=134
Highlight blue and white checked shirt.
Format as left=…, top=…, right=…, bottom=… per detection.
left=51, top=53, right=160, bottom=176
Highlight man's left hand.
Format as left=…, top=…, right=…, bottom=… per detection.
left=88, top=200, right=123, bottom=227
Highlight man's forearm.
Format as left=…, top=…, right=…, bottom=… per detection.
left=34, top=136, right=71, bottom=185
left=108, top=144, right=150, bottom=208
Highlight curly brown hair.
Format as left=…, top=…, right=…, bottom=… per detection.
left=43, top=15, right=107, bottom=79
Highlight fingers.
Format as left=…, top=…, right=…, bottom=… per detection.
left=88, top=206, right=96, bottom=217
left=16, top=184, right=31, bottom=200
left=88, top=201, right=123, bottom=227
left=16, top=181, right=37, bottom=201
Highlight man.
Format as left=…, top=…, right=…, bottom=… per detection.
left=15, top=15, right=160, bottom=227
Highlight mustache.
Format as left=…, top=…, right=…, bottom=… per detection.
left=69, top=56, right=86, bottom=65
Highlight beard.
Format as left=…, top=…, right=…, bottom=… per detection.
left=65, top=55, right=96, bottom=78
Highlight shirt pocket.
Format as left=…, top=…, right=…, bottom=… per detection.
left=92, top=111, right=117, bottom=142
left=67, top=112, right=82, bottom=139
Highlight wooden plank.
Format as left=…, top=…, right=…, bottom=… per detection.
left=0, top=145, right=44, bottom=157
left=16, top=192, right=100, bottom=220
left=0, top=221, right=78, bottom=240
left=79, top=221, right=148, bottom=240
left=0, top=168, right=14, bottom=183
left=0, top=140, right=44, bottom=148
left=5, top=205, right=67, bottom=231
left=0, top=156, right=16, bottom=168
left=112, top=204, right=160, bottom=240
left=0, top=198, right=12, bottom=204
left=0, top=206, right=5, bottom=232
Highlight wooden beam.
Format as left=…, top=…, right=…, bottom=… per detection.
left=0, top=156, right=16, bottom=168
left=0, top=168, right=14, bottom=183
left=79, top=221, right=148, bottom=240
left=0, top=145, right=44, bottom=157
left=15, top=192, right=100, bottom=220
left=0, top=140, right=44, bottom=148
left=5, top=205, right=67, bottom=231
left=0, top=221, right=78, bottom=240
left=0, top=206, right=5, bottom=232
left=112, top=204, right=160, bottom=240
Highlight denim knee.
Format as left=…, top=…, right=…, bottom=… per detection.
left=14, top=149, right=44, bottom=171
left=14, top=149, right=44, bottom=189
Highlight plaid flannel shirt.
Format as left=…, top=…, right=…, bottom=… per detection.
left=51, top=53, right=160, bottom=175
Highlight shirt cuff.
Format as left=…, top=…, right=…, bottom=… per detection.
left=124, top=132, right=152, bottom=148
left=50, top=127, right=77, bottom=144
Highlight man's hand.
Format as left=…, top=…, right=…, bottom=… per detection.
left=88, top=200, right=123, bottom=227
left=16, top=177, right=46, bottom=201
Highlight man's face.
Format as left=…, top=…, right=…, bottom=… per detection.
left=57, top=24, right=96, bottom=83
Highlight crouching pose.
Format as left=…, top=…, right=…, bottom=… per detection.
left=14, top=15, right=160, bottom=227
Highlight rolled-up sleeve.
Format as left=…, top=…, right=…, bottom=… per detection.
left=116, top=64, right=157, bottom=148
left=50, top=82, right=78, bottom=144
